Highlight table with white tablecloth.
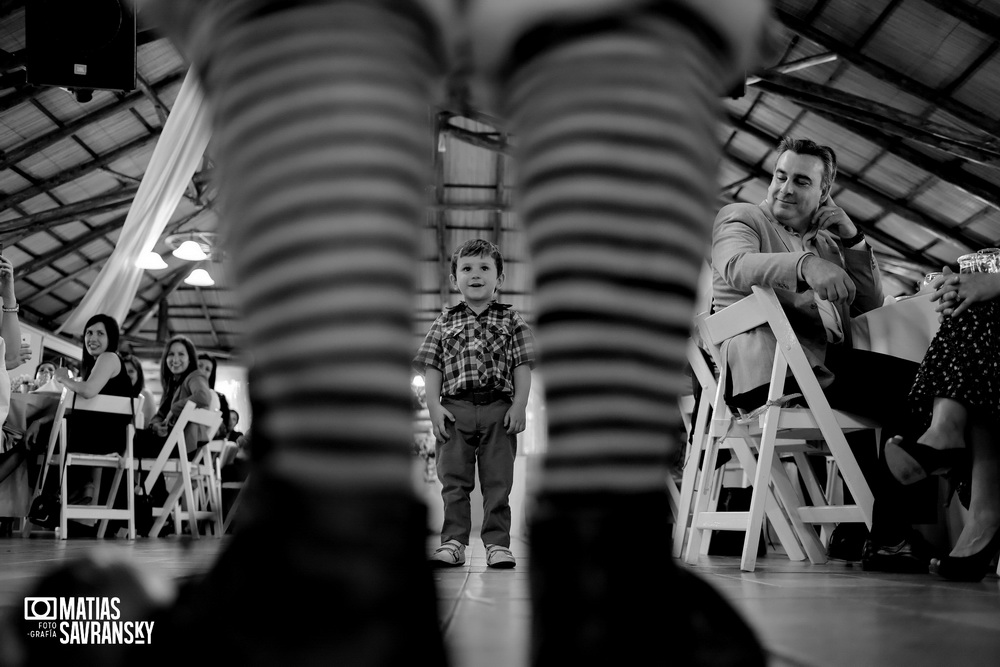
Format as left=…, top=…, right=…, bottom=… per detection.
left=0, top=390, right=61, bottom=517
left=850, top=293, right=941, bottom=364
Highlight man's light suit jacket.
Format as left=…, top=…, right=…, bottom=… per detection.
left=710, top=202, right=884, bottom=397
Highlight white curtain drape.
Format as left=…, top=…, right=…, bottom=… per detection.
left=57, top=70, right=212, bottom=336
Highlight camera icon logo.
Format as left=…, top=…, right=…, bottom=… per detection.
left=24, top=597, right=58, bottom=621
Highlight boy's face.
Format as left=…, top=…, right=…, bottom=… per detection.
left=451, top=253, right=503, bottom=308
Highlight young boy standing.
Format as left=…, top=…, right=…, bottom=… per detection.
left=414, top=239, right=535, bottom=569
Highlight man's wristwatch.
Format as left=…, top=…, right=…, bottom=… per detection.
left=840, top=230, right=865, bottom=247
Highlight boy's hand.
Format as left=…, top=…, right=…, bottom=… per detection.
left=504, top=403, right=526, bottom=435
left=428, top=403, right=455, bottom=443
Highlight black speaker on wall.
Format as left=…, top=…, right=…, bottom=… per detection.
left=25, top=0, right=136, bottom=94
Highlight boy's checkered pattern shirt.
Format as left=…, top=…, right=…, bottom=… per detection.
left=413, top=301, right=535, bottom=398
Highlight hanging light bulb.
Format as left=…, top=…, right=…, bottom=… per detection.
left=173, top=240, right=208, bottom=261
left=184, top=268, right=215, bottom=286
left=136, top=251, right=168, bottom=270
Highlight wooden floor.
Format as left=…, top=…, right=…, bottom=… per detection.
left=1, top=532, right=998, bottom=665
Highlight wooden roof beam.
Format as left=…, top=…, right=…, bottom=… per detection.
left=920, top=0, right=1000, bottom=43
left=433, top=118, right=450, bottom=309
left=492, top=137, right=507, bottom=246
left=775, top=9, right=1000, bottom=142
left=0, top=131, right=160, bottom=211
left=13, top=213, right=128, bottom=275
left=135, top=73, right=171, bottom=126
left=1, top=187, right=137, bottom=235
left=0, top=70, right=183, bottom=171
left=0, top=84, right=36, bottom=114
left=21, top=261, right=96, bottom=304
left=439, top=109, right=511, bottom=155
left=809, top=112, right=1000, bottom=214
left=195, top=285, right=221, bottom=349
left=751, top=72, right=1000, bottom=165
left=0, top=171, right=212, bottom=241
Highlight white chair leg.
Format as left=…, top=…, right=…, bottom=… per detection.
left=729, top=437, right=806, bottom=563
left=684, top=434, right=723, bottom=564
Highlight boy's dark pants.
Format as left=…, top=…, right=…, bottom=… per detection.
left=437, top=396, right=517, bottom=548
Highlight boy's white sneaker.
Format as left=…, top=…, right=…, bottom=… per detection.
left=430, top=539, right=466, bottom=567
left=486, top=544, right=516, bottom=569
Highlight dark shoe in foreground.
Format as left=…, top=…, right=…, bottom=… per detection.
left=930, top=526, right=1000, bottom=583
left=140, top=470, right=449, bottom=666
left=884, top=437, right=967, bottom=485
left=827, top=523, right=870, bottom=561
left=4, top=554, right=166, bottom=666
left=529, top=491, right=766, bottom=667
left=861, top=536, right=934, bottom=574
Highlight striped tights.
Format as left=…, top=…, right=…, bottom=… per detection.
left=150, top=1, right=737, bottom=663
left=193, top=0, right=723, bottom=504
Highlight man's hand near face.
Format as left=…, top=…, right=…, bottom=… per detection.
left=809, top=196, right=859, bottom=241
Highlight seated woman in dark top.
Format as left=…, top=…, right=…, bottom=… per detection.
left=53, top=314, right=134, bottom=504
left=134, top=335, right=213, bottom=461
left=885, top=267, right=1000, bottom=581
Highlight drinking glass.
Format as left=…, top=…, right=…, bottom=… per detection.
left=976, top=248, right=1000, bottom=273
left=958, top=253, right=980, bottom=274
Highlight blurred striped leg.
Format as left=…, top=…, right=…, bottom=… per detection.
left=503, top=15, right=725, bottom=497
left=199, top=0, right=438, bottom=494
left=146, top=2, right=449, bottom=663
left=500, top=13, right=766, bottom=667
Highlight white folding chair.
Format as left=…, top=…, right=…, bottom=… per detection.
left=23, top=390, right=144, bottom=539
left=678, top=334, right=809, bottom=566
left=210, top=440, right=249, bottom=533
left=139, top=401, right=223, bottom=539
left=685, top=286, right=880, bottom=572
left=58, top=393, right=145, bottom=539
left=673, top=340, right=718, bottom=557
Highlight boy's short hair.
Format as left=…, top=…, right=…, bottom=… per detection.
left=450, top=239, right=504, bottom=277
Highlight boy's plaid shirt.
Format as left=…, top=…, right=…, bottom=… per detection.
left=413, top=301, right=535, bottom=398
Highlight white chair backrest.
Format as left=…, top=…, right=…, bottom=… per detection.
left=701, top=292, right=768, bottom=349
left=696, top=286, right=876, bottom=545
left=143, top=401, right=223, bottom=494
left=69, top=393, right=144, bottom=419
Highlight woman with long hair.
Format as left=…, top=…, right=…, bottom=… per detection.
left=134, top=335, right=213, bottom=460
left=52, top=314, right=134, bottom=505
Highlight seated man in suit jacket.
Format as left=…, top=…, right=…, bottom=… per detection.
left=711, top=136, right=937, bottom=573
